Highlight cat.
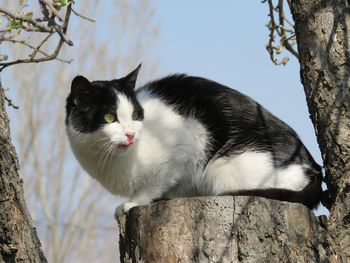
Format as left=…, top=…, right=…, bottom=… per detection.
left=65, top=64, right=323, bottom=218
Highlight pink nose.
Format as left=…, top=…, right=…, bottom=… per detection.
left=125, top=131, right=135, bottom=140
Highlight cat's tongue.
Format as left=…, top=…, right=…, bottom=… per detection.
left=121, top=139, right=134, bottom=147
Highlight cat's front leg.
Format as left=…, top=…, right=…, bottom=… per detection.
left=114, top=192, right=155, bottom=219
left=114, top=202, right=139, bottom=218
left=114, top=173, right=182, bottom=218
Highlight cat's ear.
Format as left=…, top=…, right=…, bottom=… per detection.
left=71, top=76, right=94, bottom=106
left=71, top=76, right=92, bottom=94
left=117, top=64, right=142, bottom=90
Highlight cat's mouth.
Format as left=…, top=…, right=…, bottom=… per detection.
left=119, top=139, right=134, bottom=148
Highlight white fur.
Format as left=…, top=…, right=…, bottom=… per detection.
left=115, top=202, right=138, bottom=218
left=67, top=91, right=310, bottom=217
left=199, top=151, right=309, bottom=195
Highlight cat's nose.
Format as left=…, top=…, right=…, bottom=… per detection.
left=125, top=131, right=135, bottom=140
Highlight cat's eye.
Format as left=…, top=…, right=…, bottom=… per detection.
left=132, top=111, right=140, bottom=120
left=104, top=113, right=115, bottom=123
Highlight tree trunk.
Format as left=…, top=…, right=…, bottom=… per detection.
left=290, top=0, right=350, bottom=261
left=118, top=196, right=332, bottom=263
left=0, top=85, right=46, bottom=262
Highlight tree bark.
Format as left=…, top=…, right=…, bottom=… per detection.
left=0, top=86, right=46, bottom=262
left=118, top=196, right=332, bottom=263
left=290, top=1, right=350, bottom=261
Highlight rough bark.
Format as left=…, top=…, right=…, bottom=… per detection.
left=118, top=196, right=332, bottom=263
left=0, top=86, right=46, bottom=262
left=290, top=1, right=350, bottom=261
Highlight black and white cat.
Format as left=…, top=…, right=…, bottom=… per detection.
left=65, top=65, right=323, bottom=217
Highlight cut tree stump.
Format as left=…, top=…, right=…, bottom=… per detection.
left=118, top=196, right=332, bottom=263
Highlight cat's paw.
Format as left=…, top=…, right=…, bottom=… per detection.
left=114, top=202, right=138, bottom=219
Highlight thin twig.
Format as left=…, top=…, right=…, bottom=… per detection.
left=4, top=94, right=19, bottom=109
left=0, top=38, right=72, bottom=64
left=39, top=0, right=64, bottom=22
left=38, top=0, right=50, bottom=20
left=0, top=28, right=12, bottom=33
left=53, top=23, right=73, bottom=46
left=283, top=33, right=296, bottom=42
left=0, top=7, right=55, bottom=33
left=29, top=33, right=54, bottom=59
left=277, top=0, right=299, bottom=59
left=266, top=0, right=277, bottom=64
left=71, top=8, right=96, bottom=22
left=0, top=6, right=72, bottom=45
left=264, top=0, right=298, bottom=65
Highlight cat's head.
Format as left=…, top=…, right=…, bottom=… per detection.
left=66, top=64, right=143, bottom=152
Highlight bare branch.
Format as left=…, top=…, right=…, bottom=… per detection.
left=0, top=37, right=72, bottom=64
left=4, top=94, right=19, bottom=109
left=264, top=0, right=298, bottom=65
left=277, top=0, right=299, bottom=59
left=266, top=0, right=277, bottom=64
left=29, top=33, right=54, bottom=58
left=38, top=0, right=50, bottom=20
left=71, top=8, right=96, bottom=23
left=0, top=3, right=73, bottom=72
left=0, top=7, right=54, bottom=33
left=52, top=22, right=73, bottom=46
left=39, top=0, right=64, bottom=22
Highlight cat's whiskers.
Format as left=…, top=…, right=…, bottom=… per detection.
left=97, top=140, right=120, bottom=173
left=97, top=141, right=113, bottom=173
left=100, top=142, right=111, bottom=170
left=95, top=139, right=111, bottom=155
left=106, top=142, right=117, bottom=168
left=89, top=136, right=109, bottom=151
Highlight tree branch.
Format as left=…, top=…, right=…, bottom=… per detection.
left=277, top=0, right=299, bottom=59
left=0, top=37, right=72, bottom=64
left=39, top=0, right=64, bottom=22
left=4, top=94, right=19, bottom=109
left=264, top=0, right=298, bottom=65
left=71, top=8, right=96, bottom=23
left=0, top=3, right=73, bottom=72
left=0, top=7, right=54, bottom=33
